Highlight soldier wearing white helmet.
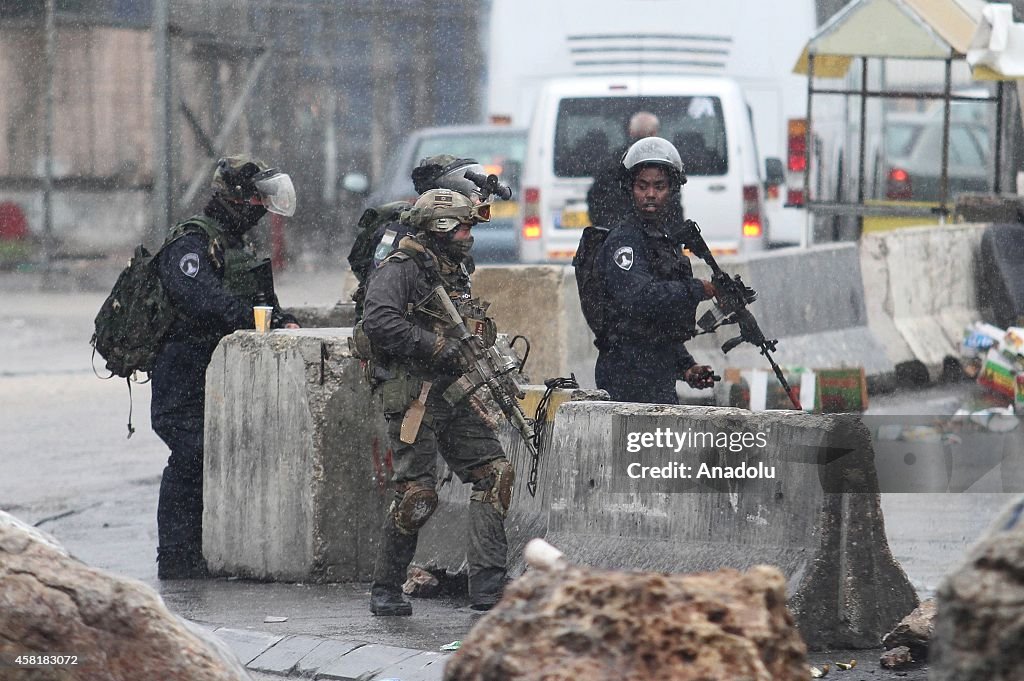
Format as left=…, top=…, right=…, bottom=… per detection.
left=592, top=137, right=719, bottom=404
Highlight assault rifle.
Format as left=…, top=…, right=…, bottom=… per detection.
left=677, top=219, right=802, bottom=410
left=429, top=285, right=538, bottom=458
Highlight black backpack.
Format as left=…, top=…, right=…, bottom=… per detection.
left=347, top=201, right=412, bottom=318
left=91, top=243, right=179, bottom=380
left=572, top=225, right=612, bottom=342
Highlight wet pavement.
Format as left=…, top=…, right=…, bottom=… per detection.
left=0, top=267, right=1011, bottom=679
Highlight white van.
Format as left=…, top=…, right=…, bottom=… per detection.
left=518, top=75, right=767, bottom=263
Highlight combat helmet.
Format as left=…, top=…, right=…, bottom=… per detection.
left=403, top=188, right=491, bottom=233
left=411, top=156, right=491, bottom=200
left=211, top=155, right=297, bottom=216
left=621, top=137, right=687, bottom=187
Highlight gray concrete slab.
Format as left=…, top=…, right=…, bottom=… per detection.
left=315, top=643, right=420, bottom=680
left=212, top=627, right=283, bottom=665
left=293, top=640, right=365, bottom=677
left=371, top=651, right=450, bottom=681
left=248, top=635, right=327, bottom=675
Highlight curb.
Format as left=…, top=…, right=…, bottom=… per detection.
left=209, top=626, right=450, bottom=680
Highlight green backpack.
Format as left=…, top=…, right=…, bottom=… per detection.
left=92, top=217, right=218, bottom=380
left=91, top=243, right=178, bottom=380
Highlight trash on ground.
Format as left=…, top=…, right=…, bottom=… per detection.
left=810, top=663, right=830, bottom=677
left=834, top=659, right=856, bottom=670
left=440, top=640, right=462, bottom=651
left=263, top=615, right=288, bottom=623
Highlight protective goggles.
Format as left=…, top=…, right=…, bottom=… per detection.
left=423, top=203, right=491, bottom=224
left=252, top=169, right=296, bottom=217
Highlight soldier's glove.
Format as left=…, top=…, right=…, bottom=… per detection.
left=432, top=338, right=466, bottom=376
left=683, top=364, right=721, bottom=390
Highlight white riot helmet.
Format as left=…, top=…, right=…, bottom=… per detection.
left=404, top=188, right=491, bottom=233
left=621, top=136, right=687, bottom=187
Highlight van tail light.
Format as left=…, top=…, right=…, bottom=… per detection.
left=742, top=185, right=763, bottom=238
left=787, top=118, right=807, bottom=173
left=522, top=187, right=541, bottom=240
left=886, top=168, right=912, bottom=200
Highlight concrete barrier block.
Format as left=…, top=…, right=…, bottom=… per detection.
left=203, top=329, right=389, bottom=582
left=543, top=401, right=917, bottom=649
left=414, top=386, right=609, bottom=577
left=861, top=224, right=988, bottom=374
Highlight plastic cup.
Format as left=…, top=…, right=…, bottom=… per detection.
left=253, top=305, right=273, bottom=333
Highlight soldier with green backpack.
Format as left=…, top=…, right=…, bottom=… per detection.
left=149, top=155, right=298, bottom=579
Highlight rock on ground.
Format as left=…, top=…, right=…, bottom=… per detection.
left=881, top=646, right=915, bottom=669
left=0, top=511, right=250, bottom=681
left=444, top=563, right=808, bottom=681
left=882, top=599, right=935, bottom=661
left=932, top=495, right=1024, bottom=681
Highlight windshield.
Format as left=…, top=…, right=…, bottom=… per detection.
left=553, top=96, right=728, bottom=178
left=414, top=132, right=526, bottom=191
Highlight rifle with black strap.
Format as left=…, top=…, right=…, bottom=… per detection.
left=678, top=219, right=802, bottom=410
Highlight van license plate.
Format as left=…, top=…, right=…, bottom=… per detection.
left=560, top=207, right=591, bottom=229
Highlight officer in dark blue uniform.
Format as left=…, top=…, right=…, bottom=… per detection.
left=595, top=137, right=718, bottom=404
left=152, top=155, right=298, bottom=579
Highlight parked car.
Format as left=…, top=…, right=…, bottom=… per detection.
left=362, top=125, right=527, bottom=263
left=873, top=110, right=991, bottom=203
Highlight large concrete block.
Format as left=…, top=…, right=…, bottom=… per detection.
left=861, top=224, right=989, bottom=373
left=203, top=329, right=389, bottom=582
left=542, top=401, right=918, bottom=649
left=414, top=387, right=608, bottom=576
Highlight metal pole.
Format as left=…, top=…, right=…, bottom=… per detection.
left=42, top=0, right=55, bottom=279
left=939, top=57, right=952, bottom=223
left=803, top=52, right=814, bottom=249
left=856, top=57, right=868, bottom=239
left=994, top=81, right=1004, bottom=194
left=152, top=0, right=172, bottom=243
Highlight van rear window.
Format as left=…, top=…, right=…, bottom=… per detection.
left=553, top=96, right=728, bottom=178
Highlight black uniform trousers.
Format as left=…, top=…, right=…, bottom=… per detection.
left=151, top=338, right=218, bottom=555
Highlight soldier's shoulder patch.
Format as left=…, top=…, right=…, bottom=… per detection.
left=613, top=245, right=634, bottom=271
left=179, top=252, right=200, bottom=278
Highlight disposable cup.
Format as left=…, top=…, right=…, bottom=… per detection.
left=253, top=305, right=273, bottom=333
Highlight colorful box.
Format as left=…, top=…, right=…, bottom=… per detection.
left=978, top=348, right=1018, bottom=400
left=723, top=367, right=867, bottom=413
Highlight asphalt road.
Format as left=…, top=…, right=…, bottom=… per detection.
left=1, top=267, right=1015, bottom=680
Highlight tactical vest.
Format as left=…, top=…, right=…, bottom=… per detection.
left=165, top=215, right=270, bottom=305
left=351, top=244, right=496, bottom=402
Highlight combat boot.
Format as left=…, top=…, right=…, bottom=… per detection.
left=468, top=567, right=507, bottom=611
left=157, top=547, right=210, bottom=580
left=370, top=585, right=413, bottom=616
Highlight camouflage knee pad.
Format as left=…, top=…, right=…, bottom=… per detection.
left=469, top=459, right=515, bottom=518
left=390, top=483, right=438, bottom=535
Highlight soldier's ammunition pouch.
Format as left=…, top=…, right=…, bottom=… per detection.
left=350, top=320, right=375, bottom=360
left=379, top=370, right=424, bottom=415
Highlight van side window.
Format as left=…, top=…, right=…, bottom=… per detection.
left=553, top=96, right=729, bottom=178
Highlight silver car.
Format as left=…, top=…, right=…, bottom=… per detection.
left=364, top=125, right=527, bottom=263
